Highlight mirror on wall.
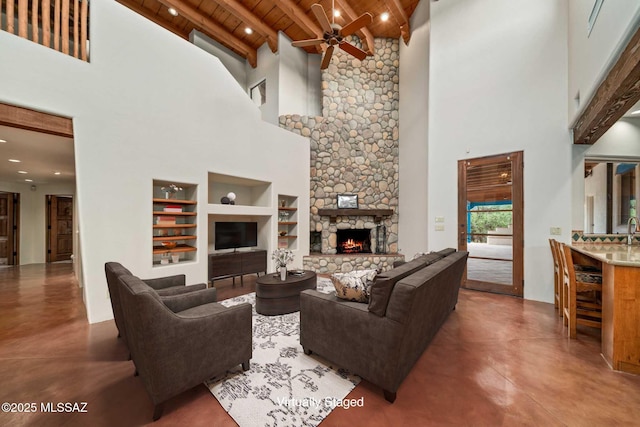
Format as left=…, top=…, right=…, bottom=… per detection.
left=584, top=160, right=639, bottom=234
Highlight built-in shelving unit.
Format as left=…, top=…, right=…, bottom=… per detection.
left=208, top=172, right=271, bottom=209
left=278, top=195, right=298, bottom=249
left=152, top=181, right=197, bottom=266
left=207, top=172, right=272, bottom=256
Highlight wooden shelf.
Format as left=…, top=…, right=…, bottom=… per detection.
left=152, top=244, right=197, bottom=254
left=153, top=198, right=197, bottom=205
left=317, top=208, right=393, bottom=223
left=278, top=207, right=297, bottom=211
left=153, top=182, right=198, bottom=266
left=153, top=211, right=197, bottom=216
left=278, top=235, right=298, bottom=239
left=153, top=223, right=197, bottom=229
left=153, top=235, right=197, bottom=242
left=278, top=221, right=297, bottom=225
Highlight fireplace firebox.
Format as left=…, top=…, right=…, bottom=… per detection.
left=336, top=229, right=372, bottom=254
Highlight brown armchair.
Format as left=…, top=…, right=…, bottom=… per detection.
left=104, top=262, right=211, bottom=353
left=117, top=273, right=252, bottom=420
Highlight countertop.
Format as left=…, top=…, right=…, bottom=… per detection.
left=571, top=243, right=640, bottom=267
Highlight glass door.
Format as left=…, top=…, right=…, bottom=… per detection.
left=458, top=152, right=523, bottom=296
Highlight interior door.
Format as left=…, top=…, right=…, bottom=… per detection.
left=47, top=195, right=73, bottom=262
left=458, top=152, right=524, bottom=296
left=0, top=193, right=17, bottom=265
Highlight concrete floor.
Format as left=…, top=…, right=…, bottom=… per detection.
left=1, top=263, right=640, bottom=426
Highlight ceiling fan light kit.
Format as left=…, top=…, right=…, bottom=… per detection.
left=291, top=1, right=372, bottom=69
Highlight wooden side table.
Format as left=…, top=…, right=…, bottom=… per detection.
left=255, top=271, right=317, bottom=316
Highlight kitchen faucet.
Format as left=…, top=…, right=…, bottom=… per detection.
left=628, top=217, right=639, bottom=245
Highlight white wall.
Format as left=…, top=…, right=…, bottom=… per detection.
left=0, top=0, right=310, bottom=323
left=190, top=30, right=247, bottom=90
left=279, top=33, right=313, bottom=116
left=398, top=0, right=430, bottom=257
left=246, top=43, right=280, bottom=124
left=429, top=0, right=570, bottom=303
left=0, top=182, right=75, bottom=264
left=568, top=0, right=640, bottom=123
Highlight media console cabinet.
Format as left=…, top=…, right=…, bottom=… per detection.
left=208, top=250, right=267, bottom=286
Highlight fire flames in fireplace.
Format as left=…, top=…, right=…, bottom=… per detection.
left=337, top=229, right=371, bottom=254
left=341, top=238, right=363, bottom=253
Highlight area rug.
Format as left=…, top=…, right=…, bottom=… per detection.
left=205, top=278, right=361, bottom=427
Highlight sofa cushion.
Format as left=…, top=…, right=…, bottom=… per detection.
left=368, top=277, right=396, bottom=316
left=367, top=257, right=431, bottom=317
left=414, top=253, right=445, bottom=265
left=177, top=302, right=228, bottom=318
left=435, top=248, right=457, bottom=257
left=331, top=269, right=378, bottom=303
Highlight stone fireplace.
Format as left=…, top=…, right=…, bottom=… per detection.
left=336, top=229, right=372, bottom=254
left=279, top=37, right=404, bottom=273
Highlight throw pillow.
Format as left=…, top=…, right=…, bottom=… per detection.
left=368, top=277, right=395, bottom=316
left=331, top=269, right=378, bottom=303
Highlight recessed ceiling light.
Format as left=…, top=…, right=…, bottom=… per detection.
left=333, top=9, right=340, bottom=18
left=0, top=139, right=6, bottom=143
left=8, top=159, right=21, bottom=163
left=631, top=109, right=640, bottom=115
left=54, top=171, right=61, bottom=175
left=244, top=27, right=253, bottom=35
left=380, top=12, right=390, bottom=22
left=168, top=7, right=178, bottom=16
left=25, top=179, right=33, bottom=182
left=17, top=171, right=27, bottom=174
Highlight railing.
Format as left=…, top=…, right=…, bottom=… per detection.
left=1, top=0, right=90, bottom=62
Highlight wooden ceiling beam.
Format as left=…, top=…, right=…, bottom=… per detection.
left=210, top=0, right=278, bottom=53
left=275, top=0, right=324, bottom=53
left=156, top=0, right=258, bottom=67
left=334, top=0, right=374, bottom=56
left=0, top=103, right=73, bottom=138
left=116, top=0, right=190, bottom=41
left=573, top=25, right=640, bottom=144
left=384, top=0, right=410, bottom=44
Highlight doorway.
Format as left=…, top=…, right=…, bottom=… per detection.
left=46, top=195, right=73, bottom=262
left=458, top=151, right=524, bottom=296
left=0, top=192, right=20, bottom=265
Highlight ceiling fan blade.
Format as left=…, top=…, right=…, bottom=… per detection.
left=339, top=42, right=367, bottom=60
left=321, top=45, right=335, bottom=69
left=311, top=3, right=333, bottom=34
left=292, top=38, right=325, bottom=47
left=340, top=12, right=373, bottom=37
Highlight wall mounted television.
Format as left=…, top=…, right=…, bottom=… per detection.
left=215, top=222, right=258, bottom=250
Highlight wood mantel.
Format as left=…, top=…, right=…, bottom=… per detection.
left=317, top=208, right=393, bottom=223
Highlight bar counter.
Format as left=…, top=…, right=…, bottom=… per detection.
left=571, top=243, right=640, bottom=374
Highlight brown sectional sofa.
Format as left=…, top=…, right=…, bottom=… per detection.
left=299, top=249, right=468, bottom=402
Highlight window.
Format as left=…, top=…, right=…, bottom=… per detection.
left=250, top=80, right=266, bottom=107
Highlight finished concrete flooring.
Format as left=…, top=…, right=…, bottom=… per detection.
left=1, top=263, right=639, bottom=426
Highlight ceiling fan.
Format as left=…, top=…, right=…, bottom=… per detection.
left=291, top=0, right=372, bottom=69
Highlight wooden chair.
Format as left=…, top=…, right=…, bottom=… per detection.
left=548, top=239, right=562, bottom=315
left=559, top=243, right=602, bottom=338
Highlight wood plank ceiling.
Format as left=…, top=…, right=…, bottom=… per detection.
left=116, top=0, right=420, bottom=67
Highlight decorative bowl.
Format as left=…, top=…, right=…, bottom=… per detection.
left=161, top=241, right=177, bottom=249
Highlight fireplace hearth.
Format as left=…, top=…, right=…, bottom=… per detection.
left=336, top=229, right=371, bottom=254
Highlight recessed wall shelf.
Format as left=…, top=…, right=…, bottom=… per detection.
left=152, top=181, right=197, bottom=266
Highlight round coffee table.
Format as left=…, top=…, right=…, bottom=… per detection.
left=255, top=270, right=317, bottom=316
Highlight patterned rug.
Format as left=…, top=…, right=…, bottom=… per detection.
left=205, top=278, right=361, bottom=427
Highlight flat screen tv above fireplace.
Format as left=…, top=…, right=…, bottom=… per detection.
left=215, top=222, right=258, bottom=250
